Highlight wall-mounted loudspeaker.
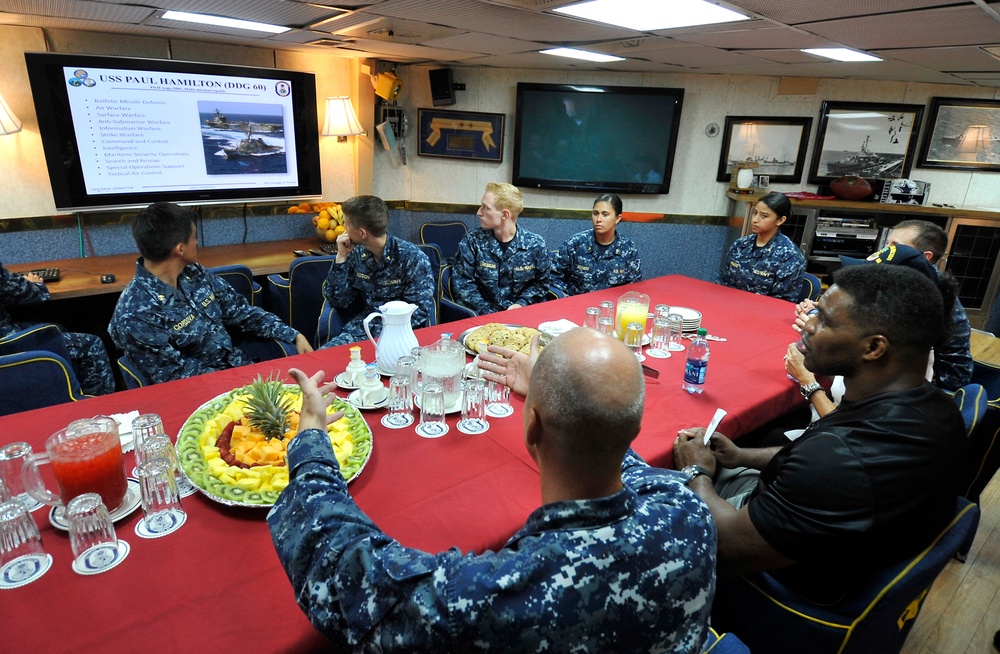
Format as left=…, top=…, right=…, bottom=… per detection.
left=429, top=68, right=456, bottom=106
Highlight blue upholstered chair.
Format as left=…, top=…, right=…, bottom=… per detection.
left=711, top=497, right=980, bottom=654
left=796, top=272, right=823, bottom=303
left=415, top=243, right=441, bottom=327
left=0, top=324, right=91, bottom=415
left=117, top=354, right=149, bottom=390
left=439, top=265, right=477, bottom=323
left=953, top=383, right=988, bottom=436
left=419, top=221, right=467, bottom=264
left=971, top=359, right=1000, bottom=403
left=703, top=629, right=750, bottom=653
left=265, top=255, right=336, bottom=346
left=210, top=264, right=260, bottom=305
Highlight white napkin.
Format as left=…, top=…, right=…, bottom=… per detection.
left=538, top=319, right=578, bottom=336
left=109, top=410, right=140, bottom=452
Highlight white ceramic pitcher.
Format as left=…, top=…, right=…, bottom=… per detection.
left=363, top=301, right=419, bottom=375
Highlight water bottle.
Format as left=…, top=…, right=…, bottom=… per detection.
left=682, top=328, right=710, bottom=394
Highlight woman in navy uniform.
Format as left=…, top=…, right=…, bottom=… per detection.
left=553, top=193, right=642, bottom=296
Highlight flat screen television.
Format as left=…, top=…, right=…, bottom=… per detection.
left=512, top=83, right=684, bottom=194
left=25, top=52, right=322, bottom=212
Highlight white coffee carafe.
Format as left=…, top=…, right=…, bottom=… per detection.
left=363, top=301, right=419, bottom=375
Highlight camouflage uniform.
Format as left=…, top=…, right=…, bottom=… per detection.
left=719, top=232, right=805, bottom=302
left=553, top=230, right=642, bottom=296
left=452, top=228, right=552, bottom=314
left=319, top=235, right=435, bottom=348
left=268, top=428, right=717, bottom=653
left=0, top=262, right=114, bottom=395
left=109, top=259, right=299, bottom=384
left=935, top=299, right=973, bottom=391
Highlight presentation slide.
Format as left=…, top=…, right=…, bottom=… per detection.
left=62, top=66, right=300, bottom=196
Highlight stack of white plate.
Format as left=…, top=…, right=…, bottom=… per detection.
left=669, top=306, right=702, bottom=332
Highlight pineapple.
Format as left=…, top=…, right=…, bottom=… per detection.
left=242, top=375, right=295, bottom=440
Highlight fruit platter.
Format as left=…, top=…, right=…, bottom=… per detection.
left=175, top=376, right=373, bottom=508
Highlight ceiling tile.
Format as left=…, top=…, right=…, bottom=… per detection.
left=724, top=0, right=971, bottom=26
left=882, top=46, right=1000, bottom=72
left=639, top=46, right=773, bottom=68
left=423, top=32, right=548, bottom=56
left=0, top=0, right=152, bottom=23
left=802, top=5, right=1000, bottom=50
left=670, top=26, right=833, bottom=50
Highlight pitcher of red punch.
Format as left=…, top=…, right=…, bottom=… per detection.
left=21, top=416, right=127, bottom=510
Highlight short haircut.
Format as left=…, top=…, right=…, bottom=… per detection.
left=832, top=264, right=948, bottom=351
left=132, top=202, right=196, bottom=263
left=341, top=195, right=389, bottom=237
left=486, top=182, right=523, bottom=219
left=757, top=191, right=791, bottom=219
left=529, top=330, right=644, bottom=459
left=894, top=219, right=948, bottom=263
left=593, top=193, right=623, bottom=216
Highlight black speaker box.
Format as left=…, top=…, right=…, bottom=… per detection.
left=429, top=68, right=456, bottom=106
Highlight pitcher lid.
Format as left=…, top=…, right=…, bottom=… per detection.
left=378, top=300, right=418, bottom=314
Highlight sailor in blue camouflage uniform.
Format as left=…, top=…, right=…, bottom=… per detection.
left=271, top=329, right=716, bottom=652
left=719, top=191, right=805, bottom=302
left=0, top=263, right=114, bottom=395
left=109, top=202, right=311, bottom=384
left=553, top=193, right=642, bottom=296
left=318, top=196, right=434, bottom=349
left=452, top=183, right=552, bottom=315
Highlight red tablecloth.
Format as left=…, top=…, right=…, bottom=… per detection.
left=3, top=275, right=801, bottom=652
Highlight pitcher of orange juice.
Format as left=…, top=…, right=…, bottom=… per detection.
left=615, top=291, right=650, bottom=341
left=21, top=416, right=127, bottom=511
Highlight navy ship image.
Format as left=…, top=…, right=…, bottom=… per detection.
left=826, top=135, right=901, bottom=176
left=221, top=123, right=283, bottom=158
left=204, top=108, right=230, bottom=129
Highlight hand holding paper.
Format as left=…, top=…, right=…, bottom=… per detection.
left=703, top=408, right=727, bottom=445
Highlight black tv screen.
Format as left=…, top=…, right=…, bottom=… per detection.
left=25, top=52, right=322, bottom=211
left=512, top=83, right=684, bottom=194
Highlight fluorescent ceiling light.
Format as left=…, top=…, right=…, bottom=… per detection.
left=802, top=48, right=882, bottom=62
left=554, top=0, right=749, bottom=31
left=540, top=48, right=625, bottom=63
left=162, top=10, right=290, bottom=34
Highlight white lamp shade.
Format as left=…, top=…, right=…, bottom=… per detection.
left=322, top=96, right=364, bottom=137
left=0, top=92, right=22, bottom=135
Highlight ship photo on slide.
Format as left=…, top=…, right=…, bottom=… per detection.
left=198, top=101, right=287, bottom=175
left=818, top=110, right=915, bottom=179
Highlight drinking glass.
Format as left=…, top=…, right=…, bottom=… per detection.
left=66, top=493, right=118, bottom=562
left=654, top=304, right=671, bottom=320
left=583, top=307, right=600, bottom=330
left=599, top=300, right=615, bottom=323
left=458, top=378, right=489, bottom=434
left=416, top=382, right=448, bottom=438
left=0, top=499, right=44, bottom=565
left=394, top=356, right=416, bottom=394
left=597, top=317, right=614, bottom=335
left=667, top=313, right=686, bottom=352
left=0, top=442, right=35, bottom=509
left=486, top=379, right=513, bottom=418
left=648, top=316, right=671, bottom=358
left=383, top=374, right=414, bottom=428
left=132, top=414, right=166, bottom=468
left=410, top=346, right=426, bottom=399
left=136, top=459, right=186, bottom=537
left=624, top=321, right=646, bottom=362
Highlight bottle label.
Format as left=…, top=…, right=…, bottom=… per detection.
left=684, top=360, right=707, bottom=385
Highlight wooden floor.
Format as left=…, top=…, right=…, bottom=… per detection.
left=901, top=472, right=1000, bottom=654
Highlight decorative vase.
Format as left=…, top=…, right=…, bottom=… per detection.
left=736, top=166, right=754, bottom=190
left=829, top=176, right=873, bottom=201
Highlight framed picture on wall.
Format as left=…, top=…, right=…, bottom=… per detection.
left=417, top=108, right=505, bottom=162
left=716, top=116, right=812, bottom=183
left=808, top=101, right=924, bottom=184
left=917, top=97, right=1000, bottom=172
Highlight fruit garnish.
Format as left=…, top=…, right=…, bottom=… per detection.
left=242, top=374, right=295, bottom=440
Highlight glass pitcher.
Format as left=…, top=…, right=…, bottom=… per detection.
left=615, top=291, right=650, bottom=341
left=419, top=334, right=464, bottom=411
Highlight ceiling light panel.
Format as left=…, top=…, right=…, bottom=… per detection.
left=540, top=47, right=624, bottom=62
left=153, top=0, right=337, bottom=26
left=554, top=0, right=750, bottom=31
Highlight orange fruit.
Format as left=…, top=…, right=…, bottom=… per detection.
left=297, top=202, right=311, bottom=211
left=317, top=216, right=331, bottom=230
left=318, top=209, right=330, bottom=222
left=334, top=225, right=346, bottom=236
left=324, top=229, right=336, bottom=243
left=288, top=206, right=301, bottom=214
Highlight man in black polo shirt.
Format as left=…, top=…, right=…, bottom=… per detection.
left=674, top=264, right=967, bottom=604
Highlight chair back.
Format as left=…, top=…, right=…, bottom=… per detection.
left=712, top=497, right=980, bottom=654
left=415, top=243, right=441, bottom=326
left=117, top=355, right=149, bottom=389
left=210, top=264, right=260, bottom=305
left=703, top=629, right=751, bottom=653
left=971, top=359, right=1000, bottom=403
left=439, top=265, right=477, bottom=323
left=797, top=272, right=823, bottom=303
left=419, top=221, right=467, bottom=264
left=0, top=350, right=90, bottom=415
left=953, top=383, right=988, bottom=436
left=0, top=323, right=72, bottom=360
left=264, top=255, right=336, bottom=345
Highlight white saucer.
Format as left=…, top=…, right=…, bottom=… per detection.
left=486, top=403, right=514, bottom=418
left=613, top=332, right=652, bottom=346
left=0, top=554, right=52, bottom=589
left=375, top=363, right=395, bottom=377
left=457, top=418, right=490, bottom=435
left=414, top=394, right=463, bottom=415
left=348, top=389, right=389, bottom=410
left=416, top=422, right=449, bottom=439
left=335, top=372, right=361, bottom=390
left=135, top=509, right=187, bottom=539
left=646, top=348, right=671, bottom=359
left=72, top=540, right=130, bottom=575
left=176, top=475, right=198, bottom=498
left=49, top=478, right=142, bottom=531
left=381, top=413, right=414, bottom=429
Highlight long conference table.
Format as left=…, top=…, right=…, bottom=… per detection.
left=3, top=275, right=801, bottom=652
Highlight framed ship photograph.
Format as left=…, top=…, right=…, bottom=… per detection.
left=715, top=116, right=812, bottom=183
left=417, top=108, right=505, bottom=162
left=807, top=101, right=924, bottom=185
left=917, top=97, right=1000, bottom=172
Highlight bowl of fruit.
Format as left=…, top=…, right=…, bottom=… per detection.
left=287, top=201, right=346, bottom=244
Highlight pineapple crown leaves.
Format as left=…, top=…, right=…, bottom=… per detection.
left=242, top=374, right=296, bottom=440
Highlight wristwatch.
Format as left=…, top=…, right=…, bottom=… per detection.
left=681, top=464, right=711, bottom=485
left=800, top=381, right=823, bottom=401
